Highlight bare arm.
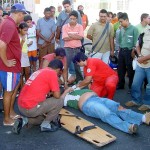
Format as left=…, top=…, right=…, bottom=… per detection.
left=60, top=87, right=73, bottom=100
left=68, top=34, right=83, bottom=40
left=41, top=59, right=49, bottom=69
left=63, top=36, right=73, bottom=41
left=136, top=43, right=141, bottom=56
left=77, top=76, right=92, bottom=88
left=52, top=91, right=61, bottom=99
left=36, top=29, right=48, bottom=42
left=48, top=32, right=55, bottom=43
left=62, top=60, right=68, bottom=85
left=0, top=40, right=16, bottom=67
left=138, top=54, right=150, bottom=64
left=55, top=26, right=61, bottom=40
left=110, top=36, right=114, bottom=56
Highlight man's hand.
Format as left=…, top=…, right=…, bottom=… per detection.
left=65, top=87, right=74, bottom=93
left=137, top=56, right=148, bottom=64
left=6, top=59, right=16, bottom=67
left=41, top=42, right=49, bottom=48
left=56, top=38, right=60, bottom=44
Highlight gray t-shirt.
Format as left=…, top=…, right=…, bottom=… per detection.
left=36, top=17, right=56, bottom=44
left=56, top=10, right=82, bottom=28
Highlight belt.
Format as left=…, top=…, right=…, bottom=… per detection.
left=120, top=48, right=132, bottom=51
left=65, top=47, right=81, bottom=50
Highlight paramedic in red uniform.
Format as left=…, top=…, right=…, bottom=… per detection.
left=73, top=52, right=118, bottom=99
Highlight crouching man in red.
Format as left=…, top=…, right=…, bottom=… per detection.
left=12, top=59, right=72, bottom=134
left=73, top=52, right=118, bottom=99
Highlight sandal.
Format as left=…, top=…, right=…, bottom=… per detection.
left=3, top=122, right=15, bottom=126
left=11, top=115, right=22, bottom=120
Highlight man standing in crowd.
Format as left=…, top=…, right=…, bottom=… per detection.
left=55, top=5, right=62, bottom=20
left=117, top=13, right=138, bottom=92
left=56, top=0, right=82, bottom=83
left=125, top=26, right=150, bottom=111
left=49, top=6, right=56, bottom=23
left=56, top=0, right=82, bottom=47
left=62, top=11, right=84, bottom=84
left=77, top=5, right=88, bottom=30
left=0, top=3, right=27, bottom=126
left=73, top=52, right=118, bottom=100
left=37, top=7, right=56, bottom=66
left=87, top=9, right=114, bottom=64
left=136, top=13, right=149, bottom=35
left=12, top=59, right=72, bottom=134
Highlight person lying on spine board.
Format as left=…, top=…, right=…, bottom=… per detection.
left=61, top=89, right=150, bottom=134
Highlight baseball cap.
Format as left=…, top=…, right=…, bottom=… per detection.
left=11, top=3, right=28, bottom=14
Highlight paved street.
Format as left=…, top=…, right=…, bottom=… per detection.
left=0, top=83, right=150, bottom=150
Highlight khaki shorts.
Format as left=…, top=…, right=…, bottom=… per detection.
left=38, top=43, right=55, bottom=60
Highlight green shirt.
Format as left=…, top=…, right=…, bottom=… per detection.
left=119, top=24, right=138, bottom=50
left=136, top=23, right=149, bottom=36
left=64, top=89, right=92, bottom=109
left=114, top=21, right=120, bottom=34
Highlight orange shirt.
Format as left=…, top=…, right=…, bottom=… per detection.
left=111, top=17, right=118, bottom=24
left=82, top=14, right=88, bottom=30
left=84, top=58, right=117, bottom=84
left=62, top=23, right=84, bottom=48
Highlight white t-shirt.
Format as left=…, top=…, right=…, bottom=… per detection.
left=27, top=24, right=37, bottom=51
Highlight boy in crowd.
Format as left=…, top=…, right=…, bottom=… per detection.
left=117, top=13, right=138, bottom=92
left=37, top=7, right=56, bottom=66
left=24, top=15, right=37, bottom=72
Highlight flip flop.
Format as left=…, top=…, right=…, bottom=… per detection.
left=11, top=115, right=22, bottom=120
left=3, top=122, right=14, bottom=126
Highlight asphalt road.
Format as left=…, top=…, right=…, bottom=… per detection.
left=0, top=83, right=150, bottom=150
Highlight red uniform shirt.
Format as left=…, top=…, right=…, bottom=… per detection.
left=0, top=17, right=21, bottom=73
left=18, top=68, right=60, bottom=109
left=84, top=58, right=117, bottom=84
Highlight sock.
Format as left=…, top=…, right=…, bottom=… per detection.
left=22, top=117, right=28, bottom=127
left=40, top=121, right=51, bottom=129
left=142, top=115, right=146, bottom=123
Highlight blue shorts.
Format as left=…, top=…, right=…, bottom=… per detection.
left=0, top=71, right=20, bottom=91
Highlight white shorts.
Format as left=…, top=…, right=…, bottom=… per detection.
left=92, top=51, right=110, bottom=64
left=21, top=52, right=30, bottom=67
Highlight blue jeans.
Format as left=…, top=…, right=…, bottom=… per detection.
left=81, top=95, right=143, bottom=133
left=131, top=65, right=150, bottom=105
left=65, top=47, right=83, bottom=82
left=59, top=36, right=74, bottom=75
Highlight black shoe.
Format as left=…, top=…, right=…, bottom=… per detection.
left=12, top=118, right=23, bottom=134
left=117, top=86, right=124, bottom=90
left=41, top=124, right=59, bottom=132
left=51, top=115, right=62, bottom=129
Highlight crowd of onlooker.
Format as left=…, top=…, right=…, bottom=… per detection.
left=0, top=0, right=150, bottom=134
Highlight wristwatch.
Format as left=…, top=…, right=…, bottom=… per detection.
left=138, top=54, right=142, bottom=57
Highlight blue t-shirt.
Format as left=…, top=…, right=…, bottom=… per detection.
left=36, top=17, right=56, bottom=44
